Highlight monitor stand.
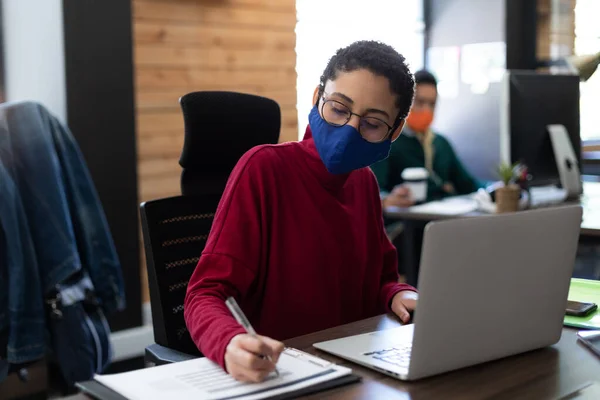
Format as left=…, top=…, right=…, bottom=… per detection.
left=547, top=124, right=582, bottom=198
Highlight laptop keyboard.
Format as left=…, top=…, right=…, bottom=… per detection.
left=364, top=344, right=412, bottom=368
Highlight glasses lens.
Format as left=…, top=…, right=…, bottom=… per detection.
left=360, top=117, right=390, bottom=143
left=322, top=100, right=351, bottom=126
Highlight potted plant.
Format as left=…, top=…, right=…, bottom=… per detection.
left=495, top=162, right=522, bottom=213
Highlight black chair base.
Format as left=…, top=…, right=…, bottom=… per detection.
left=144, top=344, right=199, bottom=366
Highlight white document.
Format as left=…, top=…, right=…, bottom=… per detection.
left=409, top=197, right=478, bottom=216
left=93, top=348, right=352, bottom=400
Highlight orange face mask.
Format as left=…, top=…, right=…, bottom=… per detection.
left=406, top=109, right=434, bottom=133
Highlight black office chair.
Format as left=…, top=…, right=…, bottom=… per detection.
left=141, top=91, right=280, bottom=365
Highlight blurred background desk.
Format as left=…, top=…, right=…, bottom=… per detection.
left=386, top=181, right=600, bottom=287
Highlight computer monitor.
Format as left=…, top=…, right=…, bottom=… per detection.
left=500, top=70, right=581, bottom=187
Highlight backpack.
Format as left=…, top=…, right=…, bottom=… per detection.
left=45, top=272, right=112, bottom=386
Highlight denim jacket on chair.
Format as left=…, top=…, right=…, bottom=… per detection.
left=0, top=101, right=125, bottom=367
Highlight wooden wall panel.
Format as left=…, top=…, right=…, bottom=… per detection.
left=132, top=1, right=295, bottom=29
left=136, top=67, right=296, bottom=90
left=133, top=0, right=297, bottom=302
left=135, top=22, right=295, bottom=49
left=135, top=45, right=296, bottom=69
left=133, top=0, right=297, bottom=201
left=537, top=0, right=576, bottom=60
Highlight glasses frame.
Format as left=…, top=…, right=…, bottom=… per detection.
left=320, top=95, right=395, bottom=143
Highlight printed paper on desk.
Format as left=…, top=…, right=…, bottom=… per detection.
left=93, top=348, right=352, bottom=400
left=409, top=198, right=478, bottom=216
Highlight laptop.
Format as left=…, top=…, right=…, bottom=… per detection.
left=314, top=205, right=583, bottom=381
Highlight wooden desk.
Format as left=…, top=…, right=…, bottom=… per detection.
left=286, top=315, right=600, bottom=400
left=69, top=315, right=600, bottom=400
left=386, top=182, right=600, bottom=285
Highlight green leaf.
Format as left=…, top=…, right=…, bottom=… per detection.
left=496, top=161, right=520, bottom=185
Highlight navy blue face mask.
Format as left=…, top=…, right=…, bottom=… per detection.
left=308, top=105, right=392, bottom=175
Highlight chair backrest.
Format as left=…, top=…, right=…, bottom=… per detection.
left=178, top=91, right=281, bottom=196
left=140, top=194, right=222, bottom=355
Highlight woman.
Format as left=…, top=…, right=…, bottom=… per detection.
left=184, top=40, right=418, bottom=383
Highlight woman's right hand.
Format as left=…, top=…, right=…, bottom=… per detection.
left=224, top=334, right=285, bottom=383
left=383, top=186, right=415, bottom=208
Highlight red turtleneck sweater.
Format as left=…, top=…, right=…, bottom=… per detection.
left=184, top=128, right=415, bottom=368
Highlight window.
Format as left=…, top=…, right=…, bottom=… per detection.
left=575, top=0, right=600, bottom=142
left=295, top=0, right=425, bottom=139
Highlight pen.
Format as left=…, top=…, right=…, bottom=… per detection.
left=225, top=297, right=280, bottom=377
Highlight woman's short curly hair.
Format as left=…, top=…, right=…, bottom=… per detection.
left=318, top=40, right=415, bottom=126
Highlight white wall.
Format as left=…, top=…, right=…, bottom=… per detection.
left=2, top=0, right=67, bottom=123
left=575, top=0, right=600, bottom=141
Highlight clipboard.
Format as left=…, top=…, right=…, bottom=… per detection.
left=76, top=374, right=361, bottom=400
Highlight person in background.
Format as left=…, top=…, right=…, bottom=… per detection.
left=372, top=69, right=483, bottom=209
left=184, top=41, right=418, bottom=383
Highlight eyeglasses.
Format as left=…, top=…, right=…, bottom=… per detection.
left=320, top=96, right=394, bottom=143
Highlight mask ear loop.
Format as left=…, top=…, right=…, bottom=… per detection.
left=315, top=84, right=325, bottom=106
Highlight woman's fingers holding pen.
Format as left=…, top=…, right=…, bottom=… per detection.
left=238, top=334, right=276, bottom=358
left=228, top=335, right=274, bottom=369
left=225, top=339, right=272, bottom=383
left=256, top=335, right=285, bottom=363
left=225, top=334, right=284, bottom=382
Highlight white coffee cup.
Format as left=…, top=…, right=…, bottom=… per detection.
left=401, top=167, right=429, bottom=203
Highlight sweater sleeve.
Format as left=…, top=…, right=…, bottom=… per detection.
left=184, top=148, right=268, bottom=370
left=367, top=171, right=417, bottom=311
left=379, top=230, right=417, bottom=311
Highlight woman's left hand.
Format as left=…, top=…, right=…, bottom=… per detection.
left=391, top=290, right=418, bottom=323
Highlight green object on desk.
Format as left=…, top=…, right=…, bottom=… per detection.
left=564, top=278, right=600, bottom=329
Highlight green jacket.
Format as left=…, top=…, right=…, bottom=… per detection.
left=371, top=131, right=483, bottom=201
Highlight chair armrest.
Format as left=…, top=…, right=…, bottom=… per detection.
left=145, top=344, right=199, bottom=366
